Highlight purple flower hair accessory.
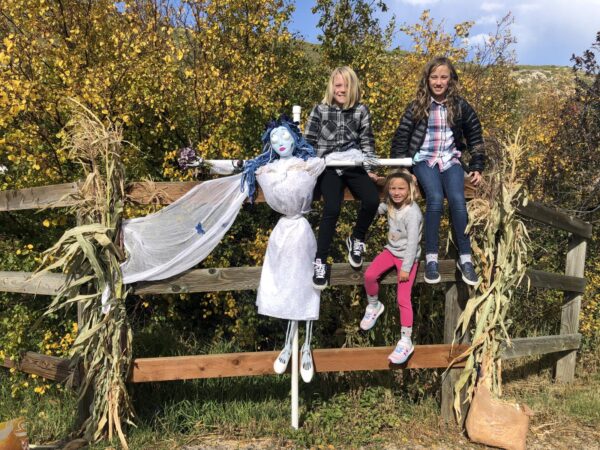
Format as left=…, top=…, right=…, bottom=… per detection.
left=177, top=146, right=201, bottom=170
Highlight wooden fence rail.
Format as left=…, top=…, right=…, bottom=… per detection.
left=2, top=334, right=581, bottom=384
left=0, top=265, right=586, bottom=297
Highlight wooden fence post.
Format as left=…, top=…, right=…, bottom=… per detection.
left=555, top=234, right=587, bottom=382
left=441, top=278, right=470, bottom=424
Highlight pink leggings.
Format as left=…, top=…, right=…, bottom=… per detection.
left=364, top=249, right=419, bottom=327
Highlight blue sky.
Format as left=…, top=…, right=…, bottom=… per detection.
left=289, top=0, right=600, bottom=66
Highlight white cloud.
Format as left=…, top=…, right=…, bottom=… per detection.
left=509, top=0, right=600, bottom=64
left=480, top=2, right=504, bottom=12
left=476, top=15, right=500, bottom=25
left=382, top=0, right=600, bottom=64
left=399, top=0, right=441, bottom=5
left=515, top=2, right=542, bottom=13
left=465, top=33, right=492, bottom=47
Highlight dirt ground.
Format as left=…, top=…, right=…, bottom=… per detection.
left=178, top=421, right=600, bottom=450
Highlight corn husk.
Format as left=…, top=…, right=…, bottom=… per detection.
left=35, top=100, right=133, bottom=449
left=449, top=130, right=531, bottom=421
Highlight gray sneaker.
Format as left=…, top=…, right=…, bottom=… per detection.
left=456, top=261, right=479, bottom=286
left=424, top=261, right=441, bottom=284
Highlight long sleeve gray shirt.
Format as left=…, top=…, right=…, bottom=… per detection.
left=378, top=201, right=423, bottom=273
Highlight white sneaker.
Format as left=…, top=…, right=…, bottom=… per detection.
left=273, top=344, right=292, bottom=374
left=300, top=342, right=314, bottom=383
left=359, top=302, right=385, bottom=331
left=388, top=339, right=414, bottom=365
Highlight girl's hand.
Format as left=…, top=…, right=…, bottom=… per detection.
left=399, top=270, right=410, bottom=281
left=468, top=171, right=482, bottom=186
left=367, top=172, right=379, bottom=182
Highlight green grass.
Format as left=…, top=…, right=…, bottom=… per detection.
left=126, top=369, right=438, bottom=447
left=0, top=376, right=77, bottom=444
left=4, top=351, right=599, bottom=449
left=508, top=370, right=600, bottom=427
left=90, top=379, right=442, bottom=449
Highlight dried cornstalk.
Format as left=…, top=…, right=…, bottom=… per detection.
left=35, top=100, right=133, bottom=449
left=450, top=130, right=531, bottom=421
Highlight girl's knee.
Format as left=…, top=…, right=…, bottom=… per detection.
left=446, top=193, right=467, bottom=211
left=425, top=191, right=444, bottom=209
left=362, top=195, right=379, bottom=213
left=364, top=267, right=379, bottom=284
left=322, top=200, right=342, bottom=219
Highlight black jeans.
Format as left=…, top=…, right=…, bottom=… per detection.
left=315, top=167, right=379, bottom=261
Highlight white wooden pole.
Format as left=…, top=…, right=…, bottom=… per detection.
left=323, top=158, right=413, bottom=167
left=292, top=105, right=301, bottom=123
left=291, top=320, right=299, bottom=429
left=291, top=104, right=301, bottom=430
left=193, top=105, right=415, bottom=174
left=202, top=158, right=414, bottom=174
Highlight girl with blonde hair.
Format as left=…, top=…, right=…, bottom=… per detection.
left=305, top=66, right=379, bottom=289
left=360, top=170, right=423, bottom=364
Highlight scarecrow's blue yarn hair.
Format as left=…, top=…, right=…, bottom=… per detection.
left=241, top=115, right=316, bottom=200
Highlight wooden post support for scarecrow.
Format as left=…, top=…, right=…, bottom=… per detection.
left=555, top=234, right=587, bottom=382
left=290, top=105, right=302, bottom=430
left=291, top=320, right=300, bottom=429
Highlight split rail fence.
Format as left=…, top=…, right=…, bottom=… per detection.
left=0, top=178, right=591, bottom=423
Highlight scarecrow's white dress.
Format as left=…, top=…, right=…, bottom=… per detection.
left=255, top=156, right=325, bottom=320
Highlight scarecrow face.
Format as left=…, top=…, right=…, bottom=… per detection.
left=270, top=126, right=295, bottom=158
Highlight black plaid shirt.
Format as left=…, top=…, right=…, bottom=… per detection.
left=304, top=103, right=377, bottom=171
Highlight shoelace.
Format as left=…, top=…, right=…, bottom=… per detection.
left=352, top=239, right=366, bottom=256
left=394, top=340, right=411, bottom=355
left=313, top=261, right=326, bottom=278
left=365, top=305, right=380, bottom=320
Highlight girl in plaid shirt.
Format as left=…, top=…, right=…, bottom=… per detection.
left=304, top=66, right=379, bottom=289
left=390, top=56, right=485, bottom=286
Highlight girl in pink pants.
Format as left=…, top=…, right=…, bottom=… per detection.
left=360, top=171, right=422, bottom=364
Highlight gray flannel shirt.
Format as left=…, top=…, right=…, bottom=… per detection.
left=304, top=103, right=377, bottom=171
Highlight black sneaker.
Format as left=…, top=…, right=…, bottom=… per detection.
left=346, top=235, right=366, bottom=268
left=456, top=261, right=479, bottom=286
left=312, top=258, right=331, bottom=290
left=424, top=261, right=441, bottom=284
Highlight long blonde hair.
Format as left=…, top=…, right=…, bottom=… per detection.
left=322, top=66, right=361, bottom=109
left=412, top=56, right=460, bottom=126
left=384, top=171, right=418, bottom=217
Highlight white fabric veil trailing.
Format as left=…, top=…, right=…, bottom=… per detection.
left=120, top=174, right=248, bottom=284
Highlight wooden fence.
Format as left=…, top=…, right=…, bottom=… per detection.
left=0, top=179, right=591, bottom=423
